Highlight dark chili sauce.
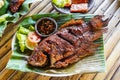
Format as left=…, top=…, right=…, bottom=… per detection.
left=37, top=19, right=56, bottom=35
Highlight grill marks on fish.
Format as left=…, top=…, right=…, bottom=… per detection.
left=53, top=42, right=99, bottom=68
left=28, top=15, right=109, bottom=68
left=46, top=35, right=75, bottom=67
left=28, top=51, right=48, bottom=67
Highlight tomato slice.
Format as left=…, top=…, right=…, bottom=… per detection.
left=28, top=32, right=41, bottom=43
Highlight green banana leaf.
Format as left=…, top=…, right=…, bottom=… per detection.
left=0, top=0, right=39, bottom=37
left=7, top=13, right=106, bottom=77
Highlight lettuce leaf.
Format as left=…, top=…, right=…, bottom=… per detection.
left=29, top=25, right=35, bottom=31
left=18, top=26, right=31, bottom=35
left=0, top=0, right=9, bottom=16
left=0, top=14, right=9, bottom=23
left=52, top=0, right=71, bottom=8
left=52, top=0, right=65, bottom=7
left=16, top=32, right=27, bottom=52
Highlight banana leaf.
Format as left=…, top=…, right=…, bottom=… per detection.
left=0, top=0, right=40, bottom=37
left=7, top=13, right=106, bottom=77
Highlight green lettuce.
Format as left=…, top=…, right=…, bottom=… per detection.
left=29, top=25, right=35, bottom=31
left=0, top=14, right=9, bottom=23
left=16, top=32, right=27, bottom=52
left=18, top=26, right=31, bottom=35
left=52, top=0, right=67, bottom=7
left=52, top=0, right=71, bottom=7
left=0, top=0, right=9, bottom=16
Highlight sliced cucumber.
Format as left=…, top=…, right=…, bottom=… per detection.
left=25, top=39, right=38, bottom=50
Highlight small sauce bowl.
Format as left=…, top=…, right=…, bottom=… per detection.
left=35, top=17, right=58, bottom=37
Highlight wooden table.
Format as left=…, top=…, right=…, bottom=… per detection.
left=0, top=0, right=120, bottom=80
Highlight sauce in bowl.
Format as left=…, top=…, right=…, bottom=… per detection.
left=35, top=17, right=57, bottom=37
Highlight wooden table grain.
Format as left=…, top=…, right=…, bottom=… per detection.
left=0, top=0, right=120, bottom=80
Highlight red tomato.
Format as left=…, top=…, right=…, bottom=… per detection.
left=28, top=32, right=41, bottom=43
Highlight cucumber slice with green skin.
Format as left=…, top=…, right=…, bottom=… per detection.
left=25, top=32, right=41, bottom=50
left=25, top=39, right=38, bottom=50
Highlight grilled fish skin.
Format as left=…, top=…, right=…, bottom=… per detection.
left=28, top=15, right=109, bottom=68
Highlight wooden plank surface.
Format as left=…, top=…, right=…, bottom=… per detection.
left=111, top=65, right=120, bottom=80
left=0, top=0, right=120, bottom=80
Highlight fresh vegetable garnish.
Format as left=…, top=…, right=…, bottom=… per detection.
left=18, top=26, right=31, bottom=35
left=16, top=32, right=27, bottom=52
left=0, top=0, right=4, bottom=9
left=29, top=25, right=35, bottom=31
left=0, top=14, right=9, bottom=23
left=16, top=25, right=40, bottom=52
left=25, top=32, right=41, bottom=50
left=19, top=25, right=35, bottom=35
left=52, top=0, right=71, bottom=8
left=28, top=32, right=41, bottom=43
left=25, top=39, right=37, bottom=50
